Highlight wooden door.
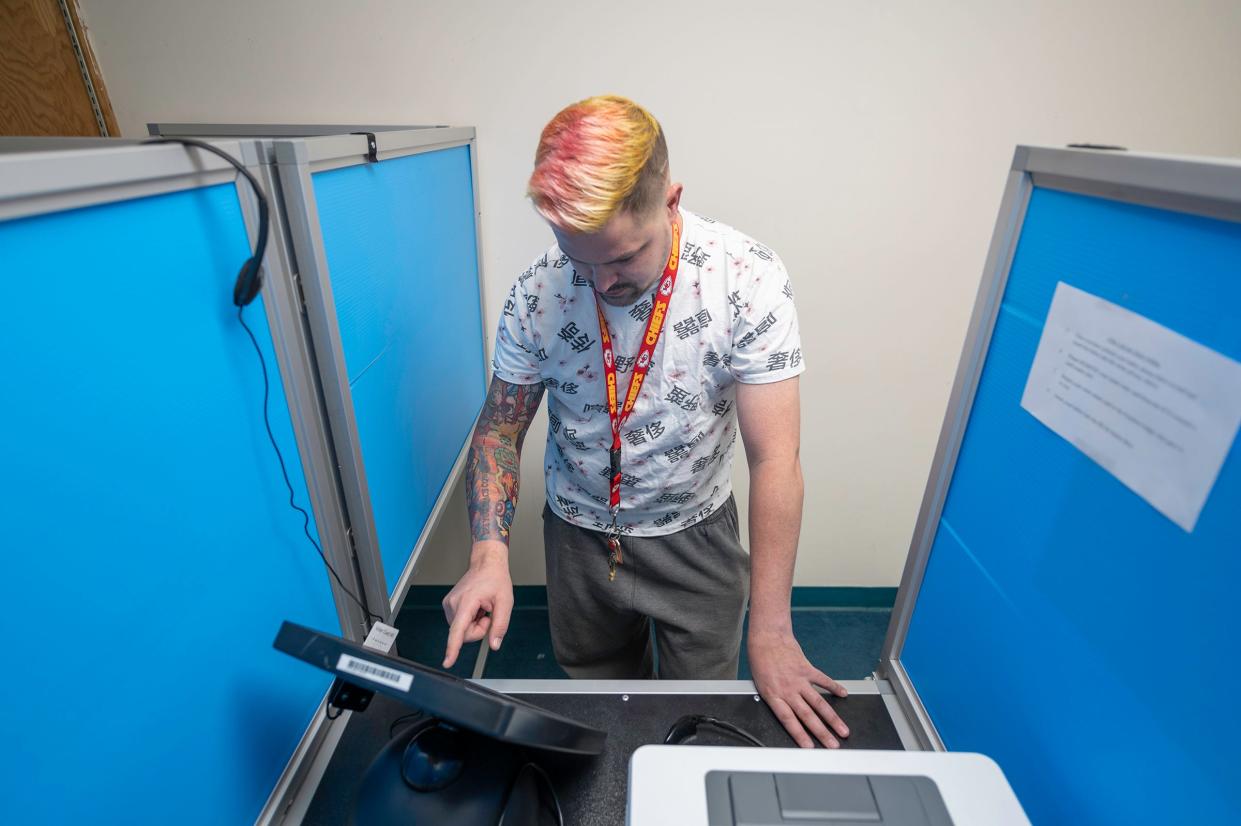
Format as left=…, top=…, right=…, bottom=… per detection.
left=1, top=0, right=118, bottom=136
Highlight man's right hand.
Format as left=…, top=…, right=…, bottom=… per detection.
left=449, top=376, right=541, bottom=669
left=441, top=541, right=514, bottom=669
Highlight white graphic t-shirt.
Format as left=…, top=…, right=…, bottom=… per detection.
left=491, top=209, right=805, bottom=536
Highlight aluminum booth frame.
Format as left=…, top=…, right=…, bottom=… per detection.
left=271, top=126, right=491, bottom=618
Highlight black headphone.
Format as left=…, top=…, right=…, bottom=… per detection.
left=145, top=136, right=269, bottom=306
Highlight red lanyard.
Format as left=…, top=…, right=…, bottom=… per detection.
left=594, top=219, right=682, bottom=517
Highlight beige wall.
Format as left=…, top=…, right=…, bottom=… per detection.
left=80, top=0, right=1241, bottom=586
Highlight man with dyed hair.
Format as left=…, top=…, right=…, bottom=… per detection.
left=442, top=95, right=850, bottom=749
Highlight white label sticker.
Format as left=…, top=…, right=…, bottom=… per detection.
left=336, top=653, right=413, bottom=692
left=362, top=621, right=399, bottom=654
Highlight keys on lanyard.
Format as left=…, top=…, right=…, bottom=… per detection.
left=606, top=531, right=624, bottom=581
left=593, top=219, right=682, bottom=582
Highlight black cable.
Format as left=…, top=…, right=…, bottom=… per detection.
left=145, top=137, right=269, bottom=281
left=388, top=710, right=427, bottom=739
left=146, top=135, right=270, bottom=275
left=237, top=306, right=383, bottom=624
left=663, top=714, right=765, bottom=748
left=522, top=762, right=565, bottom=826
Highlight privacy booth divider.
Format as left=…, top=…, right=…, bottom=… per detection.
left=1, top=125, right=489, bottom=824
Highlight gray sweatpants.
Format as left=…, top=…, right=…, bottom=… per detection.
left=541, top=496, right=750, bottom=680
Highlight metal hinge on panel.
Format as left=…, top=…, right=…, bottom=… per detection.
left=350, top=131, right=379, bottom=163
left=291, top=271, right=308, bottom=315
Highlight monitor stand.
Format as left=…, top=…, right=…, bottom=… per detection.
left=352, top=719, right=525, bottom=826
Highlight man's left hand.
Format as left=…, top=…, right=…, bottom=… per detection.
left=747, top=628, right=850, bottom=748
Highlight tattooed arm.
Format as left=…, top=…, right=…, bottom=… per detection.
left=443, top=376, right=545, bottom=668
left=465, top=377, right=546, bottom=543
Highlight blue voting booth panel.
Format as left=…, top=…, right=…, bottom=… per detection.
left=902, top=187, right=1241, bottom=824
left=312, top=145, right=487, bottom=595
left=0, top=186, right=338, bottom=824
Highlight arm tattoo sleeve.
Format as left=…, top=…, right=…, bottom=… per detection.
left=466, top=377, right=545, bottom=544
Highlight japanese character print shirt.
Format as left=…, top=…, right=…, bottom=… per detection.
left=491, top=209, right=805, bottom=536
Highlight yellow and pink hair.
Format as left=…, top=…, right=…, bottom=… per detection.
left=527, top=95, right=669, bottom=234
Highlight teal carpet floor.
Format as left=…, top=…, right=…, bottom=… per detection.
left=394, top=587, right=892, bottom=681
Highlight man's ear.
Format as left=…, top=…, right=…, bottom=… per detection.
left=665, top=182, right=684, bottom=219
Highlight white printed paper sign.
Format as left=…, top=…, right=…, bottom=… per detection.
left=1021, top=282, right=1241, bottom=532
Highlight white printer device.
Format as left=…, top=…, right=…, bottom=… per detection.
left=627, top=746, right=1030, bottom=825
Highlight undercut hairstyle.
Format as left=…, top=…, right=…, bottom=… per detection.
left=527, top=95, right=669, bottom=233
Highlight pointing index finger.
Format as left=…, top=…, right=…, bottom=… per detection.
left=442, top=597, right=477, bottom=668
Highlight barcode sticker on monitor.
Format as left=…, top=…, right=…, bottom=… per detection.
left=336, top=653, right=413, bottom=692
